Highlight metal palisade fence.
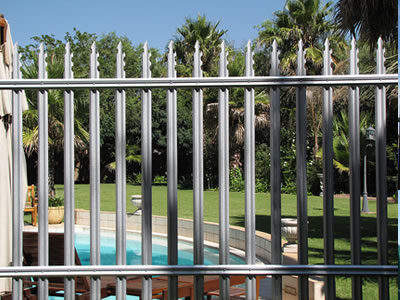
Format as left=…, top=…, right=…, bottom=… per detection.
left=0, top=38, right=397, bottom=300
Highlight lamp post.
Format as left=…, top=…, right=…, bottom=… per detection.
left=362, top=126, right=376, bottom=213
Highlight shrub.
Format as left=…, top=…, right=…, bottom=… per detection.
left=230, top=167, right=244, bottom=192
left=48, top=196, right=64, bottom=207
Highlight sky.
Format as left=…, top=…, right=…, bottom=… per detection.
left=2, top=0, right=286, bottom=51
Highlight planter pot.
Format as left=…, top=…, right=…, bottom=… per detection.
left=131, top=195, right=142, bottom=215
left=281, top=218, right=298, bottom=244
left=48, top=206, right=64, bottom=224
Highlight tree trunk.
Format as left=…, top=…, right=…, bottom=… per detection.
left=48, top=149, right=56, bottom=198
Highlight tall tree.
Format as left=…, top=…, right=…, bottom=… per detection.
left=334, top=0, right=398, bottom=48
left=256, top=0, right=347, bottom=159
left=173, top=14, right=227, bottom=76
left=22, top=47, right=89, bottom=196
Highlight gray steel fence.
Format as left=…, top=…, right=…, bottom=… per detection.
left=0, top=37, right=397, bottom=300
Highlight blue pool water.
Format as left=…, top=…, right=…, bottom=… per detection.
left=51, top=231, right=243, bottom=300
left=48, top=232, right=243, bottom=299
left=74, top=230, right=244, bottom=266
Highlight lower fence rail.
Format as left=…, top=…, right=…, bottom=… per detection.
left=0, top=265, right=397, bottom=278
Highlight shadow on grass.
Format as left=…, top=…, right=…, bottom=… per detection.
left=231, top=214, right=397, bottom=265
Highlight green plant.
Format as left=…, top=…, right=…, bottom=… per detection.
left=48, top=196, right=64, bottom=207
left=230, top=167, right=244, bottom=192
left=153, top=175, right=167, bottom=185
left=281, top=180, right=297, bottom=194
left=255, top=179, right=268, bottom=193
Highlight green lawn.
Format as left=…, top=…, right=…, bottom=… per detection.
left=54, top=184, right=398, bottom=299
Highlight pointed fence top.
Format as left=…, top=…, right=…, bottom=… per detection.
left=270, top=40, right=280, bottom=76
left=324, top=38, right=330, bottom=50
left=272, top=40, right=278, bottom=51
left=220, top=40, right=226, bottom=51
left=323, top=38, right=332, bottom=76
left=194, top=40, right=200, bottom=52
left=245, top=40, right=254, bottom=77
left=167, top=40, right=176, bottom=78
left=117, top=41, right=123, bottom=52
left=298, top=39, right=303, bottom=50
left=297, top=40, right=306, bottom=75
left=351, top=37, right=357, bottom=50
left=168, top=40, right=174, bottom=52
left=246, top=40, right=251, bottom=51
left=377, top=36, right=384, bottom=51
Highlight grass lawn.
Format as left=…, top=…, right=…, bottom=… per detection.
left=54, top=184, right=398, bottom=300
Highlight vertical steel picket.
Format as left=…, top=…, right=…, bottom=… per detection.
left=218, top=40, right=230, bottom=299
left=322, top=39, right=335, bottom=300
left=192, top=41, right=204, bottom=299
left=270, top=40, right=282, bottom=300
left=349, top=38, right=362, bottom=300
left=296, top=40, right=309, bottom=300
left=244, top=41, right=256, bottom=299
left=11, top=43, right=23, bottom=300
left=89, top=42, right=101, bottom=300
left=63, top=42, right=75, bottom=300
left=141, top=42, right=153, bottom=300
left=375, top=37, right=389, bottom=300
left=115, top=42, right=127, bottom=300
left=38, top=43, right=49, bottom=300
left=167, top=41, right=178, bottom=300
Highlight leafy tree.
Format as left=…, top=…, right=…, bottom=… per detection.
left=256, top=0, right=347, bottom=161
left=334, top=0, right=398, bottom=48
left=21, top=49, right=89, bottom=196
left=172, top=14, right=227, bottom=76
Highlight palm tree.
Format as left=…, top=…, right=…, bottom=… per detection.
left=172, top=14, right=227, bottom=76
left=257, top=0, right=347, bottom=159
left=320, top=110, right=372, bottom=174
left=22, top=52, right=89, bottom=197
left=334, top=0, right=397, bottom=48
left=204, top=48, right=270, bottom=169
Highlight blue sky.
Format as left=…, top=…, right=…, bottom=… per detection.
left=2, top=0, right=286, bottom=50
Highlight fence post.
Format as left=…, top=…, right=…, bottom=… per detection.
left=64, top=42, right=75, bottom=300
left=270, top=39, right=282, bottom=300
left=141, top=41, right=153, bottom=300
left=375, top=37, right=388, bottom=300
left=296, top=40, right=309, bottom=300
left=89, top=42, right=101, bottom=300
left=192, top=40, right=204, bottom=300
left=11, top=43, right=23, bottom=300
left=349, top=37, right=362, bottom=300
left=218, top=40, right=230, bottom=299
left=38, top=42, right=49, bottom=300
left=244, top=40, right=256, bottom=299
left=322, top=38, right=335, bottom=300
left=115, top=41, right=127, bottom=300
left=167, top=41, right=178, bottom=300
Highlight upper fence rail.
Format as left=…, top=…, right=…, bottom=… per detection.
left=0, top=74, right=396, bottom=89
left=0, top=39, right=397, bottom=90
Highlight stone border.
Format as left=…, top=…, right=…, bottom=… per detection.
left=75, top=209, right=273, bottom=263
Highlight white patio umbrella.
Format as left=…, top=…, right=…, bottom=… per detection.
left=0, top=16, right=28, bottom=294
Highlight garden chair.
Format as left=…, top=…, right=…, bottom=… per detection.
left=24, top=185, right=38, bottom=226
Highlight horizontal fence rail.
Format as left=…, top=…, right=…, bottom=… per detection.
left=0, top=265, right=397, bottom=277
left=8, top=37, right=398, bottom=300
left=0, top=74, right=396, bottom=89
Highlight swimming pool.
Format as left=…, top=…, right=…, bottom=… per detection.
left=74, top=230, right=245, bottom=265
